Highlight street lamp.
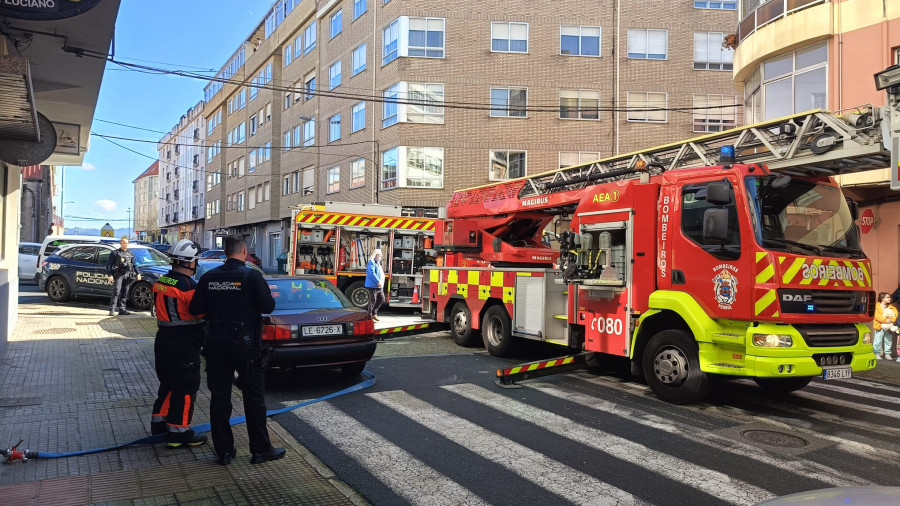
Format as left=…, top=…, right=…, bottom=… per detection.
left=127, top=207, right=132, bottom=240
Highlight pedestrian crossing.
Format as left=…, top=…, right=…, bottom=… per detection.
left=283, top=373, right=900, bottom=506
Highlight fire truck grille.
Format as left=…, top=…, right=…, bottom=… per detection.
left=810, top=290, right=857, bottom=313
left=794, top=325, right=859, bottom=348
left=778, top=289, right=870, bottom=315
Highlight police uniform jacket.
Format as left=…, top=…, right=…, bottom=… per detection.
left=189, top=258, right=275, bottom=339
left=106, top=248, right=139, bottom=279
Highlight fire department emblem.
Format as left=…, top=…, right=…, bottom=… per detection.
left=713, top=269, right=737, bottom=307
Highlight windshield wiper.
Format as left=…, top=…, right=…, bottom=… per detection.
left=762, top=238, right=822, bottom=255
left=821, top=244, right=862, bottom=257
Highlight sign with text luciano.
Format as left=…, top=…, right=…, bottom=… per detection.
left=0, top=0, right=102, bottom=21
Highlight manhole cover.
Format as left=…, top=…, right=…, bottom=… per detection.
left=741, top=429, right=808, bottom=448
left=33, top=328, right=76, bottom=335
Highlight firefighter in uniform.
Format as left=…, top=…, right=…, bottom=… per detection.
left=189, top=235, right=283, bottom=465
left=150, top=239, right=208, bottom=448
left=106, top=237, right=141, bottom=316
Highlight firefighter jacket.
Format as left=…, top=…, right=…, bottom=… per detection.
left=154, top=270, right=206, bottom=345
left=106, top=248, right=139, bottom=279
left=189, top=258, right=275, bottom=341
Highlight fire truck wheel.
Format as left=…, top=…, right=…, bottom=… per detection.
left=643, top=329, right=710, bottom=404
left=482, top=305, right=514, bottom=357
left=345, top=281, right=370, bottom=310
left=450, top=302, right=480, bottom=347
left=753, top=376, right=812, bottom=394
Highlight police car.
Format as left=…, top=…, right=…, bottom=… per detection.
left=39, top=243, right=171, bottom=310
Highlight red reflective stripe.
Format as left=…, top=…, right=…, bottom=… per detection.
left=182, top=395, right=191, bottom=427
left=157, top=392, right=171, bottom=418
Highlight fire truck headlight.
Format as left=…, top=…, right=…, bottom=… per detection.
left=752, top=334, right=793, bottom=347
left=862, top=332, right=872, bottom=344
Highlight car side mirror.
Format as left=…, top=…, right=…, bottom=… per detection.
left=846, top=197, right=859, bottom=221
left=703, top=208, right=729, bottom=242
left=706, top=181, right=732, bottom=206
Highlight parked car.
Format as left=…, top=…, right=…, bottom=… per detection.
left=18, top=242, right=41, bottom=282
left=149, top=243, right=171, bottom=254
left=37, top=235, right=119, bottom=270
left=262, top=276, right=376, bottom=376
left=199, top=249, right=262, bottom=267
left=39, top=244, right=171, bottom=310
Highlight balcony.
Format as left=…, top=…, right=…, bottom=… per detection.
left=192, top=206, right=198, bottom=219
left=173, top=213, right=179, bottom=223
left=193, top=128, right=200, bottom=141
left=192, top=180, right=199, bottom=192
left=193, top=154, right=200, bottom=167
left=165, top=214, right=170, bottom=223
left=165, top=193, right=171, bottom=202
left=174, top=190, right=180, bottom=200
left=738, top=0, right=826, bottom=44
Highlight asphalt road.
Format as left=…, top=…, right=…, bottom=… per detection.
left=21, top=282, right=900, bottom=505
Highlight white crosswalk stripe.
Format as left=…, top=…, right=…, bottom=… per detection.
left=811, top=381, right=900, bottom=405
left=290, top=402, right=488, bottom=506
left=442, top=383, right=776, bottom=505
left=369, top=390, right=643, bottom=506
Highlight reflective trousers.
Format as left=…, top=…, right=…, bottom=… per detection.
left=151, top=335, right=202, bottom=435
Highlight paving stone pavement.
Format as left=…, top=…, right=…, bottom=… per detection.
left=0, top=302, right=367, bottom=505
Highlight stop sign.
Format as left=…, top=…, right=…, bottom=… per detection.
left=860, top=208, right=875, bottom=234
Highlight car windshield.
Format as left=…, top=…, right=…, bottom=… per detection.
left=132, top=247, right=171, bottom=266
left=745, top=176, right=863, bottom=258
left=268, top=278, right=350, bottom=310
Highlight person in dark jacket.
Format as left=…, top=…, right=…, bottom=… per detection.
left=106, top=237, right=141, bottom=316
left=189, top=235, right=284, bottom=466
left=150, top=239, right=208, bottom=448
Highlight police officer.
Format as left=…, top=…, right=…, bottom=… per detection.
left=106, top=237, right=141, bottom=316
left=189, top=235, right=284, bottom=465
left=150, top=239, right=208, bottom=448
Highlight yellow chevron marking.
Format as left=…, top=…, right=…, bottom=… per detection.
left=756, top=252, right=767, bottom=262
left=773, top=311, right=780, bottom=317
left=756, top=264, right=775, bottom=284
left=782, top=257, right=806, bottom=285
left=448, top=270, right=458, bottom=284
left=429, top=270, right=439, bottom=283
left=516, top=272, right=533, bottom=276
left=491, top=272, right=505, bottom=287
left=861, top=263, right=871, bottom=287
left=563, top=357, right=574, bottom=365
left=755, top=289, right=777, bottom=316
left=510, top=366, right=523, bottom=374
left=778, top=256, right=786, bottom=264
left=819, top=260, right=839, bottom=286
left=468, top=271, right=480, bottom=285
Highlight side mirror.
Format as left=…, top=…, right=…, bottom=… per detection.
left=846, top=198, right=859, bottom=221
left=703, top=208, right=729, bottom=242
left=706, top=181, right=732, bottom=206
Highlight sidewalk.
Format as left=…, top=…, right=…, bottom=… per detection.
left=0, top=301, right=367, bottom=505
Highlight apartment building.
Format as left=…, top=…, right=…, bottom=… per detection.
left=157, top=101, right=208, bottom=246
left=732, top=0, right=900, bottom=293
left=197, top=0, right=739, bottom=268
left=132, top=161, right=160, bottom=242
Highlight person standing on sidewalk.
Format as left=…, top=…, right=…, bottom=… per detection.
left=365, top=249, right=385, bottom=321
left=106, top=237, right=141, bottom=316
left=189, top=235, right=284, bottom=466
left=873, top=292, right=898, bottom=360
left=150, top=239, right=208, bottom=448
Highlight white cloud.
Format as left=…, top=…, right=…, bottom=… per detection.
left=80, top=162, right=96, bottom=171
left=94, top=199, right=117, bottom=211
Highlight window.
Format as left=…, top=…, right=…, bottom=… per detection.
left=383, top=20, right=399, bottom=65
left=490, top=150, right=526, bottom=180
left=329, top=61, right=342, bottom=90
left=264, top=182, right=270, bottom=201
left=405, top=147, right=443, bottom=188
left=756, top=43, right=827, bottom=121
left=303, top=117, right=315, bottom=146
left=207, top=110, right=222, bottom=135
left=383, top=84, right=400, bottom=127
left=249, top=150, right=257, bottom=171
left=627, top=29, right=667, bottom=59
left=304, top=21, right=317, bottom=53
left=293, top=125, right=302, bottom=147
left=238, top=157, right=245, bottom=177
left=693, top=95, right=738, bottom=132
left=283, top=175, right=291, bottom=195
left=302, top=166, right=315, bottom=195
left=490, top=87, right=527, bottom=117
left=293, top=34, right=303, bottom=59
left=694, top=1, right=736, bottom=9
left=327, top=167, right=340, bottom=194
left=250, top=77, right=259, bottom=101
left=351, top=158, right=365, bottom=188
left=694, top=32, right=733, bottom=71
left=560, top=26, right=601, bottom=57
left=409, top=17, right=444, bottom=57
left=408, top=83, right=444, bottom=123
left=329, top=114, right=341, bottom=142
left=250, top=114, right=258, bottom=136
left=331, top=9, right=342, bottom=38
left=305, top=72, right=316, bottom=100
left=249, top=187, right=256, bottom=210
left=559, top=89, right=600, bottom=120
left=237, top=122, right=245, bottom=143
left=491, top=22, right=528, bottom=53
left=354, top=0, right=366, bottom=20
left=382, top=147, right=398, bottom=189
left=352, top=102, right=366, bottom=132
left=559, top=151, right=600, bottom=169
left=285, top=90, right=292, bottom=110
left=238, top=192, right=245, bottom=211
left=266, top=102, right=272, bottom=122
left=352, top=43, right=367, bottom=75
left=284, top=45, right=293, bottom=67
left=292, top=171, right=301, bottom=193
left=626, top=92, right=667, bottom=122
left=283, top=130, right=292, bottom=151
left=681, top=182, right=740, bottom=260
left=894, top=46, right=900, bottom=65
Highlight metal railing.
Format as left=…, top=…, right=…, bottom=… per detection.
left=738, top=0, right=826, bottom=44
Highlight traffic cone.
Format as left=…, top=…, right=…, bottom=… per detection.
left=411, top=285, right=420, bottom=304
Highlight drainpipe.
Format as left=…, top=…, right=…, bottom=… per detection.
left=614, top=0, right=621, bottom=155
left=372, top=0, right=379, bottom=204
left=837, top=0, right=843, bottom=110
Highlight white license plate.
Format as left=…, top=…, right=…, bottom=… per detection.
left=302, top=325, right=343, bottom=337
left=823, top=367, right=852, bottom=380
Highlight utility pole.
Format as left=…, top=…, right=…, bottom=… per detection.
left=127, top=207, right=132, bottom=239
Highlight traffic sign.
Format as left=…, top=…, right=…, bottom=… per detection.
left=860, top=209, right=875, bottom=234
left=101, top=223, right=115, bottom=238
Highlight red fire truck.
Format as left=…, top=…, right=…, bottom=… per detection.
left=423, top=107, right=894, bottom=403
left=289, top=202, right=439, bottom=309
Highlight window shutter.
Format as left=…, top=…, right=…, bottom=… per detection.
left=694, top=32, right=708, bottom=62
left=627, top=29, right=646, bottom=56
left=648, top=30, right=667, bottom=57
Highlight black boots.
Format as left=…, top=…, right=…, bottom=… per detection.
left=217, top=446, right=237, bottom=466
left=250, top=447, right=286, bottom=464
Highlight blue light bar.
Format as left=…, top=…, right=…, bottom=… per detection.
left=720, top=145, right=736, bottom=163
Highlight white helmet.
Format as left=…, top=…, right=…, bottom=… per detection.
left=170, top=239, right=201, bottom=262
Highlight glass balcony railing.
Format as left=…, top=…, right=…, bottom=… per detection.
left=738, top=0, right=826, bottom=43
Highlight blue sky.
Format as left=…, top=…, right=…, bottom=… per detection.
left=59, top=0, right=274, bottom=232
